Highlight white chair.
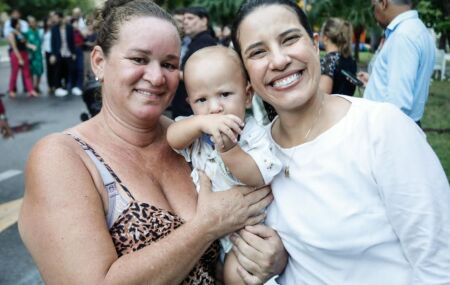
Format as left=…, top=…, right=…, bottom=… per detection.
left=433, top=49, right=446, bottom=80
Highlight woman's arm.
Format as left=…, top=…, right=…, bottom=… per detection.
left=19, top=135, right=272, bottom=285
left=372, top=105, right=450, bottom=284
left=7, top=32, right=23, bottom=65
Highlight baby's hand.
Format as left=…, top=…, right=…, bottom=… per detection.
left=200, top=114, right=244, bottom=150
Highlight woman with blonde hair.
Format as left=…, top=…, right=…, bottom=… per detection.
left=319, top=17, right=357, bottom=96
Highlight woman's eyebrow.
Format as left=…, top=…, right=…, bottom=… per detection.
left=243, top=28, right=303, bottom=56
left=244, top=41, right=263, bottom=56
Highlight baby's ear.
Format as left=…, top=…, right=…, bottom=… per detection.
left=245, top=83, right=254, bottom=108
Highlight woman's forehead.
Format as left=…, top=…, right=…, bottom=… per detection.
left=239, top=5, right=303, bottom=40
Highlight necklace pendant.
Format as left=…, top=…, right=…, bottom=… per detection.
left=284, top=166, right=290, bottom=178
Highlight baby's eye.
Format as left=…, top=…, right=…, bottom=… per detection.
left=195, top=97, right=207, bottom=103
left=221, top=92, right=232, bottom=98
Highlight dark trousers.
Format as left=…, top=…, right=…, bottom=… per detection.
left=54, top=56, right=75, bottom=90
left=73, top=47, right=84, bottom=89
left=45, top=52, right=57, bottom=90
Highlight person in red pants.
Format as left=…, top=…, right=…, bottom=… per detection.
left=7, top=18, right=38, bottom=98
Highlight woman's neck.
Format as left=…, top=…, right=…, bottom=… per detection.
left=325, top=42, right=339, bottom=53
left=274, top=92, right=327, bottom=147
left=97, top=104, right=164, bottom=148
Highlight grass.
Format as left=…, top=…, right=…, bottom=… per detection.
left=423, top=80, right=450, bottom=180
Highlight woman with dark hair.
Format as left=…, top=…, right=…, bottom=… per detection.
left=231, top=0, right=450, bottom=284
left=7, top=18, right=38, bottom=98
left=19, top=1, right=287, bottom=284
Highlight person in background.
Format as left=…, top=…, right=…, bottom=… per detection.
left=171, top=6, right=217, bottom=119
left=319, top=17, right=357, bottom=96
left=172, top=8, right=191, bottom=64
left=82, top=16, right=97, bottom=80
left=7, top=18, right=38, bottom=98
left=0, top=98, right=13, bottom=139
left=231, top=0, right=450, bottom=284
left=25, top=16, right=44, bottom=94
left=43, top=15, right=56, bottom=95
left=19, top=1, right=287, bottom=284
left=3, top=8, right=29, bottom=37
left=72, top=7, right=87, bottom=35
left=357, top=0, right=435, bottom=126
left=70, top=18, right=84, bottom=96
left=50, top=11, right=76, bottom=97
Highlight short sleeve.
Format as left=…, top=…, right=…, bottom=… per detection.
left=240, top=118, right=283, bottom=184
left=320, top=52, right=340, bottom=78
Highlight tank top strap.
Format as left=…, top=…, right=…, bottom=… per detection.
left=66, top=133, right=135, bottom=201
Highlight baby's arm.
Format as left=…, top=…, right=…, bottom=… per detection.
left=167, top=116, right=204, bottom=150
left=167, top=114, right=244, bottom=151
left=220, top=145, right=264, bottom=187
left=224, top=251, right=246, bottom=285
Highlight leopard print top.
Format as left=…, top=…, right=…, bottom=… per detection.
left=72, top=135, right=220, bottom=284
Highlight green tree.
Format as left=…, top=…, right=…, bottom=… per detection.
left=4, top=0, right=95, bottom=20
left=190, top=0, right=242, bottom=26
left=309, top=0, right=376, bottom=62
left=416, top=0, right=450, bottom=50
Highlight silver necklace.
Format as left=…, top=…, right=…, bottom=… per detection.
left=284, top=95, right=325, bottom=178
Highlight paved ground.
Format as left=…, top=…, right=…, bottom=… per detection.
left=0, top=57, right=86, bottom=284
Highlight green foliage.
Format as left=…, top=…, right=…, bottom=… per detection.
left=190, top=0, right=242, bottom=25
left=417, top=0, right=450, bottom=34
left=423, top=80, right=450, bottom=180
left=3, top=0, right=95, bottom=20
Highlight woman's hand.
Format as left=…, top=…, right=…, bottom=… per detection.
left=194, top=172, right=272, bottom=241
left=231, top=224, right=288, bottom=285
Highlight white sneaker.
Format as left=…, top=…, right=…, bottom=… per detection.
left=55, top=88, right=68, bottom=97
left=71, top=87, right=83, bottom=96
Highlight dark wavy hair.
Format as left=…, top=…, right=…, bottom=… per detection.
left=231, top=0, right=313, bottom=61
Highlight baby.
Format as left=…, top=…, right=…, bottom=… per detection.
left=167, top=46, right=282, bottom=283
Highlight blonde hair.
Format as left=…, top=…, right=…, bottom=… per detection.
left=321, top=18, right=353, bottom=58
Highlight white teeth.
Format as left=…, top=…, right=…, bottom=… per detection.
left=136, top=90, right=152, bottom=96
left=272, top=72, right=301, bottom=88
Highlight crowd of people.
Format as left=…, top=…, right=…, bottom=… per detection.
left=2, top=7, right=97, bottom=99
left=5, top=0, right=449, bottom=284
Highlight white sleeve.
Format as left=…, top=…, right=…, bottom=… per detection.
left=241, top=119, right=283, bottom=184
left=371, top=104, right=450, bottom=284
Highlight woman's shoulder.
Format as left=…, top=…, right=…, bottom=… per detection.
left=28, top=132, right=85, bottom=170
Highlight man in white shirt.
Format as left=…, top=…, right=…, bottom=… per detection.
left=3, top=9, right=29, bottom=37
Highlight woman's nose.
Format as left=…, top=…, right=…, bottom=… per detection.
left=143, top=62, right=166, bottom=86
left=269, top=47, right=291, bottom=71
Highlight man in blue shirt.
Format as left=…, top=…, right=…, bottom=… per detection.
left=357, top=0, right=435, bottom=125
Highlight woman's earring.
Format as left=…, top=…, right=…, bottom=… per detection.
left=95, top=76, right=99, bottom=81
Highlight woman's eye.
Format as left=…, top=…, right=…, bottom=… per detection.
left=129, top=57, right=147, bottom=64
left=283, top=35, right=300, bottom=45
left=249, top=49, right=266, bottom=58
left=162, top=62, right=177, bottom=71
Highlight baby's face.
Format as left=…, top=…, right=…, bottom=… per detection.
left=185, top=54, right=251, bottom=120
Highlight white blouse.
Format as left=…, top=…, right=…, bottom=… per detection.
left=266, top=96, right=450, bottom=285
